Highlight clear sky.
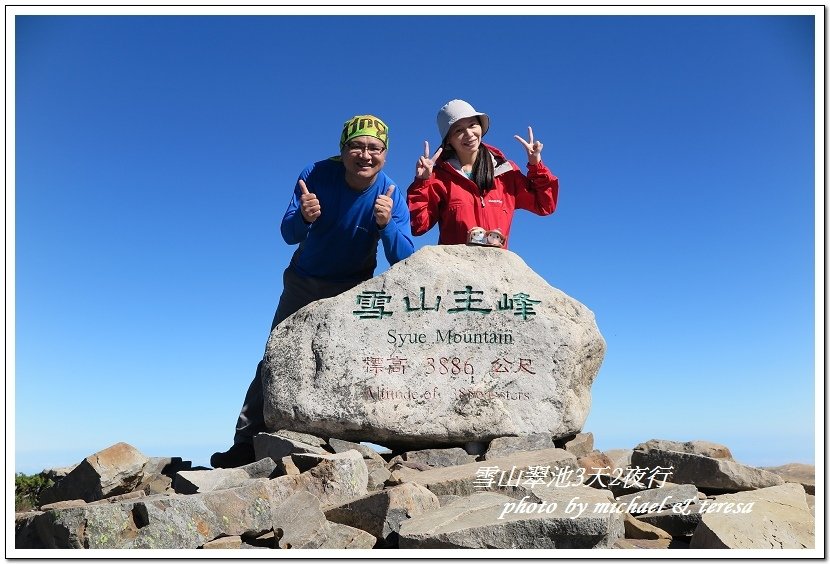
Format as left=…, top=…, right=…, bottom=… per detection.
left=9, top=8, right=821, bottom=475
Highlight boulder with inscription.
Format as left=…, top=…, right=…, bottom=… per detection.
left=262, top=245, right=606, bottom=447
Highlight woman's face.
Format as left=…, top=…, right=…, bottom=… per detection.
left=446, top=116, right=482, bottom=157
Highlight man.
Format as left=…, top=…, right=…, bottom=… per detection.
left=211, top=114, right=414, bottom=468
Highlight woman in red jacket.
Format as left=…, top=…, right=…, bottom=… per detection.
left=407, top=99, right=559, bottom=249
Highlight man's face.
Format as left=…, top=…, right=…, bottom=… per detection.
left=341, top=135, right=387, bottom=190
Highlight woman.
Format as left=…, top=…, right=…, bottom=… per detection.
left=407, top=99, right=559, bottom=248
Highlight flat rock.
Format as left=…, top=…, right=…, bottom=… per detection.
left=402, top=447, right=478, bottom=468
left=635, top=439, right=733, bottom=460
left=173, top=458, right=277, bottom=494
left=398, top=491, right=623, bottom=548
left=689, top=483, right=815, bottom=549
left=328, top=438, right=385, bottom=464
left=483, top=435, right=554, bottom=459
left=630, top=447, right=784, bottom=493
left=254, top=432, right=329, bottom=463
left=274, top=429, right=329, bottom=448
left=262, top=245, right=606, bottom=446
left=398, top=447, right=578, bottom=497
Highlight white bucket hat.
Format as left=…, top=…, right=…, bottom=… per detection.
left=437, top=99, right=490, bottom=142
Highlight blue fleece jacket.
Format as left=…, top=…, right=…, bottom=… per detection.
left=281, top=158, right=414, bottom=282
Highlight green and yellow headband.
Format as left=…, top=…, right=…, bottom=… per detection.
left=340, top=114, right=389, bottom=150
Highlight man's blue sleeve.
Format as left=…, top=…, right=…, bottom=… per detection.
left=378, top=187, right=415, bottom=265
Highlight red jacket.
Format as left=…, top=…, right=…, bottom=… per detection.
left=406, top=143, right=559, bottom=248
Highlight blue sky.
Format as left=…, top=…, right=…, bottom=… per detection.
left=10, top=9, right=821, bottom=474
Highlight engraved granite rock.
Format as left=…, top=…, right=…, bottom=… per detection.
left=262, top=245, right=606, bottom=447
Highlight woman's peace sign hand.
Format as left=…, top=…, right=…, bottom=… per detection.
left=514, top=126, right=543, bottom=166
left=415, top=141, right=443, bottom=180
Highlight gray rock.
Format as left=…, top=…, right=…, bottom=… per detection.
left=172, top=458, right=275, bottom=495
left=616, top=484, right=699, bottom=514
left=398, top=491, right=623, bottom=548
left=136, top=457, right=191, bottom=495
left=635, top=439, right=733, bottom=460
left=271, top=491, right=376, bottom=549
left=400, top=447, right=578, bottom=497
left=402, top=447, right=478, bottom=468
left=253, top=432, right=329, bottom=463
left=631, top=447, right=784, bottom=493
left=173, top=465, right=268, bottom=495
left=365, top=459, right=392, bottom=491
left=292, top=450, right=369, bottom=509
left=761, top=463, right=815, bottom=495
left=484, top=435, right=554, bottom=459
left=689, top=483, right=815, bottom=549
left=141, top=457, right=189, bottom=477
left=39, top=442, right=149, bottom=504
left=328, top=438, right=386, bottom=464
left=41, top=465, right=78, bottom=482
left=262, top=245, right=606, bottom=446
left=240, top=457, right=279, bottom=479
left=325, top=482, right=439, bottom=547
left=15, top=511, right=43, bottom=549
left=275, top=429, right=329, bottom=448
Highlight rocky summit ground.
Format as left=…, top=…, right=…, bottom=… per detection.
left=15, top=432, right=815, bottom=551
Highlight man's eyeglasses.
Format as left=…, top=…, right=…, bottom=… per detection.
left=345, top=142, right=386, bottom=156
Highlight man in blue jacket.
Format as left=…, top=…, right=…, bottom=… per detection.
left=211, top=114, right=414, bottom=468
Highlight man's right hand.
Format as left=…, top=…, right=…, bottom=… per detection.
left=298, top=179, right=321, bottom=223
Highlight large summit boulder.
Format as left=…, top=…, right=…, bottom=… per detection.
left=262, top=245, right=605, bottom=447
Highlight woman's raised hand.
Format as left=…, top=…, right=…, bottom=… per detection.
left=514, top=126, right=543, bottom=166
left=415, top=141, right=443, bottom=180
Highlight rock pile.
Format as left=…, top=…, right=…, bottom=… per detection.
left=15, top=434, right=815, bottom=550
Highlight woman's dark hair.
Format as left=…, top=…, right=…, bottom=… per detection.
left=441, top=117, right=494, bottom=193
